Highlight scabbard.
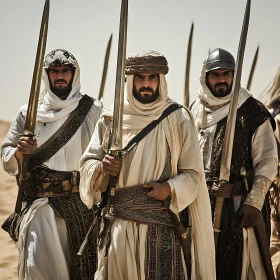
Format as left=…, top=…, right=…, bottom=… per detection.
left=253, top=215, right=275, bottom=280
left=163, top=199, right=191, bottom=279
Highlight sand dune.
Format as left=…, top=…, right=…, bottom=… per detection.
left=0, top=121, right=18, bottom=279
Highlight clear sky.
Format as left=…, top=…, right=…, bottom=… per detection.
left=1, top=0, right=280, bottom=122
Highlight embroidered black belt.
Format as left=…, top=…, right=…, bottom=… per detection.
left=113, top=185, right=174, bottom=227
left=23, top=166, right=80, bottom=198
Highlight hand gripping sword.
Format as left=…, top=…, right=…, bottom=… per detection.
left=105, top=0, right=128, bottom=221
left=77, top=0, right=128, bottom=257
left=14, top=0, right=49, bottom=214
left=213, top=0, right=250, bottom=244
left=184, top=22, right=194, bottom=108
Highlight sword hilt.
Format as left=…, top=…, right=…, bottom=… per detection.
left=104, top=150, right=122, bottom=220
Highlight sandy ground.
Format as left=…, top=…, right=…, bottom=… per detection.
left=0, top=121, right=18, bottom=279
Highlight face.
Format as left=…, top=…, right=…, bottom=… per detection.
left=206, top=69, right=233, bottom=97
left=47, top=65, right=74, bottom=99
left=133, top=72, right=160, bottom=104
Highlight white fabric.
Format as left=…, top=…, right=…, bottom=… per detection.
left=102, top=74, right=174, bottom=130
left=80, top=75, right=216, bottom=279
left=18, top=199, right=71, bottom=280
left=191, top=61, right=252, bottom=129
left=1, top=67, right=102, bottom=279
left=21, top=59, right=82, bottom=123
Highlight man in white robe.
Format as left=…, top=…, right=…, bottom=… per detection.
left=260, top=69, right=280, bottom=279
left=79, top=50, right=216, bottom=280
left=191, top=48, right=278, bottom=280
left=1, top=49, right=102, bottom=279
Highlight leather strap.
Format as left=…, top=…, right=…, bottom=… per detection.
left=123, top=103, right=183, bottom=153
left=30, top=95, right=94, bottom=166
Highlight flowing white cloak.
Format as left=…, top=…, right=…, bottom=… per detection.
left=80, top=108, right=216, bottom=280
left=1, top=101, right=101, bottom=280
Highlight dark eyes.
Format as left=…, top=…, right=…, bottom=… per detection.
left=49, top=69, right=70, bottom=74
left=210, top=72, right=231, bottom=78
left=135, top=75, right=158, bottom=80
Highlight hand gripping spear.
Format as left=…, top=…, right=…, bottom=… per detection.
left=213, top=2, right=275, bottom=278
left=77, top=0, right=128, bottom=256
left=14, top=0, right=49, bottom=214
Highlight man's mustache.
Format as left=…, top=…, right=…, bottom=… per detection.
left=215, top=82, right=228, bottom=88
left=54, top=79, right=67, bottom=84
left=139, top=86, right=154, bottom=93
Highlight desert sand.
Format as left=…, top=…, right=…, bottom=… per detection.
left=0, top=121, right=18, bottom=279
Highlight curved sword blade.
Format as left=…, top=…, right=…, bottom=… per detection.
left=24, top=0, right=49, bottom=134
left=246, top=45, right=259, bottom=91
left=184, top=22, right=194, bottom=108
left=98, top=33, right=113, bottom=101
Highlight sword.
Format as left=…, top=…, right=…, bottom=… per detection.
left=77, top=0, right=128, bottom=257
left=105, top=0, right=128, bottom=221
left=213, top=0, right=251, bottom=244
left=98, top=34, right=113, bottom=101
left=14, top=0, right=49, bottom=213
left=184, top=22, right=194, bottom=108
left=246, top=45, right=259, bottom=91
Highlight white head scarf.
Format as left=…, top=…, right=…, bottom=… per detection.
left=21, top=49, right=83, bottom=123
left=191, top=58, right=251, bottom=129
left=102, top=50, right=174, bottom=130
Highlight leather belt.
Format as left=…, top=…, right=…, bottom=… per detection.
left=37, top=170, right=80, bottom=197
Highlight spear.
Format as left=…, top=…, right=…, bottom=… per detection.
left=246, top=45, right=259, bottom=91
left=184, top=22, right=194, bottom=108
left=98, top=34, right=113, bottom=101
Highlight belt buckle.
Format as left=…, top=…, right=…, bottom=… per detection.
left=68, top=170, right=79, bottom=196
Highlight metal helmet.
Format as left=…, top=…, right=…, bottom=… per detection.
left=205, top=48, right=235, bottom=72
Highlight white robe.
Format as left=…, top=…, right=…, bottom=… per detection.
left=1, top=98, right=102, bottom=280
left=79, top=106, right=216, bottom=280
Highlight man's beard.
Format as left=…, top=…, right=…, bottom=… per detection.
left=133, top=86, right=159, bottom=104
left=49, top=78, right=73, bottom=97
left=206, top=81, right=233, bottom=97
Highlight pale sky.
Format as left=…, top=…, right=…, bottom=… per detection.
left=1, top=0, right=280, bottom=122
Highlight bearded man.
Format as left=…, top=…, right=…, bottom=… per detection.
left=191, top=48, right=278, bottom=280
left=79, top=50, right=215, bottom=280
left=1, top=49, right=102, bottom=279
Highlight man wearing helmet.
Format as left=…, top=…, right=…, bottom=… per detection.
left=191, top=48, right=278, bottom=279
left=1, top=49, right=102, bottom=279
left=79, top=50, right=216, bottom=279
